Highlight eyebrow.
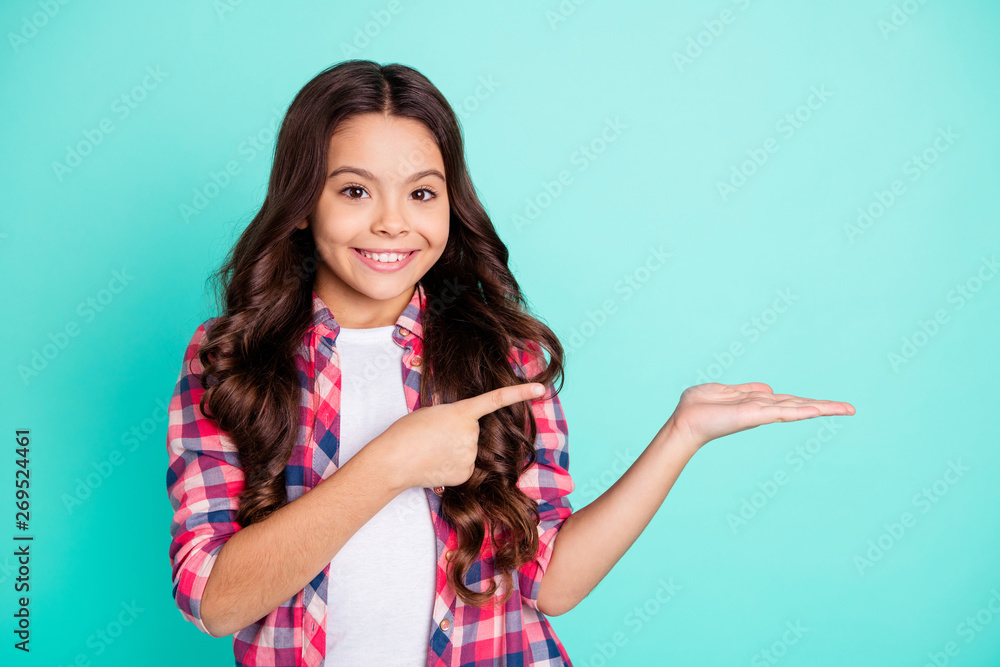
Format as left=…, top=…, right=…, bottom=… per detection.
left=328, top=166, right=445, bottom=184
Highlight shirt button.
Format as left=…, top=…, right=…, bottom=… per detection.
left=411, top=355, right=422, bottom=367
left=440, top=619, right=451, bottom=631
left=310, top=620, right=316, bottom=632
left=433, top=486, right=444, bottom=495
left=445, top=549, right=454, bottom=561
left=399, top=327, right=410, bottom=337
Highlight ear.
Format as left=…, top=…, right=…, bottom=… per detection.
left=296, top=217, right=309, bottom=230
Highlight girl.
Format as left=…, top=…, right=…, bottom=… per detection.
left=166, top=60, right=855, bottom=667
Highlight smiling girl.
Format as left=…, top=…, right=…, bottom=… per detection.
left=166, top=59, right=854, bottom=667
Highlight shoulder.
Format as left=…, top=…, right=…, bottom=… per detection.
left=507, top=338, right=548, bottom=380
left=181, top=315, right=221, bottom=346
left=180, top=316, right=222, bottom=376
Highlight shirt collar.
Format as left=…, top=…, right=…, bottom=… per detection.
left=309, top=281, right=425, bottom=341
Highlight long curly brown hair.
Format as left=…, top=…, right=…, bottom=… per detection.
left=192, top=59, right=565, bottom=607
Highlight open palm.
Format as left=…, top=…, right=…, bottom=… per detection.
left=669, top=382, right=856, bottom=450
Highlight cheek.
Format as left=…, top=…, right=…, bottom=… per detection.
left=310, top=213, right=355, bottom=251
left=310, top=233, right=351, bottom=269
left=328, top=240, right=355, bottom=261
left=430, top=210, right=450, bottom=246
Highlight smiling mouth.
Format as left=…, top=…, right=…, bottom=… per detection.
left=353, top=248, right=415, bottom=263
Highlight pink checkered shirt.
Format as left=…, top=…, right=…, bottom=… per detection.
left=166, top=282, right=576, bottom=666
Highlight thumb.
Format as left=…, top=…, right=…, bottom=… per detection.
left=458, top=382, right=546, bottom=420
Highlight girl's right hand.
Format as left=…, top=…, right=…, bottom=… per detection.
left=373, top=382, right=547, bottom=491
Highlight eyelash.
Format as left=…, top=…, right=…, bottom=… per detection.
left=339, top=183, right=438, bottom=202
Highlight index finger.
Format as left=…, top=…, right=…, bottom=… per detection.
left=458, top=382, right=546, bottom=420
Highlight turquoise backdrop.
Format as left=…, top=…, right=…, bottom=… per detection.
left=2, top=1, right=998, bottom=665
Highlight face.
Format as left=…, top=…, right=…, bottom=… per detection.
left=297, top=112, right=450, bottom=328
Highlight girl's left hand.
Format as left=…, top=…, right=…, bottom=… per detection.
left=664, top=382, right=856, bottom=453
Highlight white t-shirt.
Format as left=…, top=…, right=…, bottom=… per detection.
left=325, top=324, right=437, bottom=665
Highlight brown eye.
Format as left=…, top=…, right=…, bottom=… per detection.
left=341, top=185, right=369, bottom=200
left=412, top=187, right=437, bottom=202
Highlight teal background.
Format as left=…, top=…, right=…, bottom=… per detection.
left=2, top=1, right=998, bottom=665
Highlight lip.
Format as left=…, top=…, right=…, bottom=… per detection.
left=353, top=247, right=418, bottom=254
left=351, top=247, right=418, bottom=273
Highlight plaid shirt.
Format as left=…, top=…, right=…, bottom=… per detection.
left=166, top=282, right=576, bottom=666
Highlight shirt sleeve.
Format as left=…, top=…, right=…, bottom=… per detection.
left=511, top=339, right=575, bottom=613
left=165, top=320, right=245, bottom=637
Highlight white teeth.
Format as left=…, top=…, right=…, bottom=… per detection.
left=359, top=249, right=410, bottom=263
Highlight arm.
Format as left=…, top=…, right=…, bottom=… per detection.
left=535, top=381, right=855, bottom=616
left=199, top=438, right=404, bottom=637
left=535, top=417, right=698, bottom=616
left=167, top=323, right=407, bottom=638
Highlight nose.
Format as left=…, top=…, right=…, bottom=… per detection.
left=372, top=197, right=409, bottom=237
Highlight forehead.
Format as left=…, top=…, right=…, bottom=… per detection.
left=327, top=113, right=444, bottom=177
